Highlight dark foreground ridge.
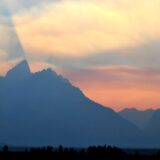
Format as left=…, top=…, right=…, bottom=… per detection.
left=1, top=145, right=160, bottom=160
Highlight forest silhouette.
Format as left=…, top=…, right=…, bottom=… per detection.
left=1, top=145, right=160, bottom=160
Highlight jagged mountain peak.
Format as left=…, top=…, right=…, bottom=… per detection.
left=5, top=59, right=31, bottom=80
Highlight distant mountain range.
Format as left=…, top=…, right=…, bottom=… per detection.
left=119, top=108, right=160, bottom=147
left=118, top=108, right=155, bottom=129
left=144, top=110, right=160, bottom=146
left=0, top=60, right=159, bottom=147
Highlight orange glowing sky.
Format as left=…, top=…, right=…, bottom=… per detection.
left=1, top=0, right=160, bottom=111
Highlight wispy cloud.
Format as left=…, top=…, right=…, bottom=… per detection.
left=12, top=0, right=160, bottom=58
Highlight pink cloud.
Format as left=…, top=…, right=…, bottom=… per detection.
left=59, top=66, right=160, bottom=111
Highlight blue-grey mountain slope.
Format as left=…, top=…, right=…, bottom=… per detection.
left=118, top=108, right=160, bottom=147
left=144, top=110, right=160, bottom=147
left=0, top=60, right=146, bottom=147
left=118, top=108, right=155, bottom=130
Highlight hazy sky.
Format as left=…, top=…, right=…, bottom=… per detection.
left=0, top=0, right=160, bottom=110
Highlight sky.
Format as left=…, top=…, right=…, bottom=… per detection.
left=0, top=0, right=160, bottom=111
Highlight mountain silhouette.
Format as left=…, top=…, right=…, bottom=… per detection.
left=0, top=60, right=147, bottom=147
left=118, top=108, right=160, bottom=147
left=5, top=60, right=31, bottom=81
left=119, top=108, right=155, bottom=130
left=144, top=109, right=160, bottom=147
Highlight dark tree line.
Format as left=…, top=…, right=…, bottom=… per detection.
left=1, top=145, right=160, bottom=160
